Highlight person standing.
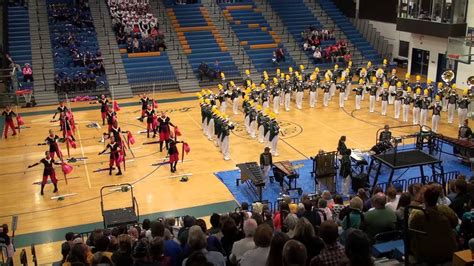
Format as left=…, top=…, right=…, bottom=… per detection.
left=28, top=151, right=61, bottom=195
left=284, top=75, right=292, bottom=112
left=295, top=76, right=305, bottom=110
left=98, top=95, right=109, bottom=125
left=380, top=84, right=389, bottom=116
left=413, top=89, right=422, bottom=125
left=268, top=114, right=280, bottom=156
left=167, top=136, right=183, bottom=172
left=366, top=77, right=378, bottom=113
left=2, top=105, right=17, bottom=139
left=322, top=77, right=332, bottom=107
left=353, top=79, right=364, bottom=110
left=99, top=136, right=122, bottom=176
left=142, top=104, right=156, bottom=138
left=309, top=73, right=319, bottom=108
left=157, top=112, right=175, bottom=152
left=402, top=87, right=413, bottom=122
left=337, top=76, right=347, bottom=108
left=420, top=90, right=431, bottom=127
left=220, top=115, right=234, bottom=161
left=387, top=68, right=398, bottom=104
left=230, top=81, right=241, bottom=115
left=260, top=147, right=273, bottom=184
left=457, top=89, right=470, bottom=127
left=447, top=88, right=458, bottom=124
left=139, top=94, right=150, bottom=118
left=340, top=149, right=352, bottom=196
left=271, top=77, right=281, bottom=114
left=45, top=129, right=62, bottom=160
left=429, top=96, right=442, bottom=133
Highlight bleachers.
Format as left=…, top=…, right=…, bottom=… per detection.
left=168, top=4, right=240, bottom=83
left=219, top=0, right=295, bottom=73
left=47, top=0, right=108, bottom=91
left=120, top=51, right=177, bottom=85
left=318, top=0, right=382, bottom=63
left=267, top=0, right=336, bottom=69
left=7, top=6, right=34, bottom=90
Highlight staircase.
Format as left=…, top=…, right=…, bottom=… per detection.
left=201, top=0, right=260, bottom=82
left=89, top=0, right=133, bottom=99
left=252, top=0, right=314, bottom=71
left=27, top=0, right=58, bottom=106
left=349, top=18, right=393, bottom=60
left=153, top=0, right=200, bottom=92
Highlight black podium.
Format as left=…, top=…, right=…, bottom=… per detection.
left=100, top=183, right=139, bottom=228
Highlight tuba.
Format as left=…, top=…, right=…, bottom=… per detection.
left=441, top=70, right=455, bottom=84
left=467, top=76, right=474, bottom=87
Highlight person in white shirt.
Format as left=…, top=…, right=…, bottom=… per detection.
left=240, top=224, right=273, bottom=266
left=385, top=186, right=400, bottom=211
left=229, top=219, right=257, bottom=264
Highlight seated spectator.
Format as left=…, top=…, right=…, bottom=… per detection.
left=310, top=221, right=347, bottom=266
left=313, top=48, right=322, bottom=63
left=274, top=202, right=290, bottom=231
left=240, top=223, right=273, bottom=266
left=361, top=193, right=397, bottom=241
left=332, top=195, right=345, bottom=221
left=182, top=225, right=225, bottom=266
left=395, top=192, right=411, bottom=229
left=292, top=217, right=324, bottom=260
left=266, top=231, right=289, bottom=266
left=450, top=177, right=471, bottom=218
left=282, top=240, right=307, bottom=266
left=409, top=184, right=458, bottom=264
left=111, top=234, right=133, bottom=266
left=220, top=216, right=242, bottom=257
left=340, top=196, right=364, bottom=243
left=459, top=193, right=474, bottom=249
left=275, top=48, right=285, bottom=63
left=207, top=213, right=222, bottom=240
left=150, top=220, right=181, bottom=266
left=408, top=183, right=424, bottom=207
left=301, top=199, right=321, bottom=232
left=65, top=243, right=92, bottom=265
left=283, top=212, right=298, bottom=238
left=178, top=215, right=195, bottom=246
left=22, top=63, right=33, bottom=82
left=317, top=199, right=333, bottom=222
left=385, top=186, right=399, bottom=211
left=340, top=229, right=373, bottom=266
left=230, top=218, right=257, bottom=264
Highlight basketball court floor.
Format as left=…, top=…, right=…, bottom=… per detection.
left=0, top=86, right=461, bottom=263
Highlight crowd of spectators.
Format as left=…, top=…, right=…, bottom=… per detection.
left=108, top=0, right=167, bottom=53
left=48, top=174, right=474, bottom=266
left=301, top=26, right=351, bottom=64
left=49, top=0, right=107, bottom=93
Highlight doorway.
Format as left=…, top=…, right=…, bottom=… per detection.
left=411, top=48, right=430, bottom=76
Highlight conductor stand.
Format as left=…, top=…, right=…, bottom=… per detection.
left=311, top=151, right=338, bottom=193
left=100, top=183, right=139, bottom=228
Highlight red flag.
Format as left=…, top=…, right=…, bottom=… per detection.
left=183, top=142, right=190, bottom=154
left=127, top=131, right=135, bottom=145
left=16, top=114, right=24, bottom=125
left=153, top=99, right=158, bottom=109
left=61, top=163, right=73, bottom=175
left=113, top=100, right=121, bottom=112
left=68, top=137, right=77, bottom=149
left=174, top=126, right=182, bottom=137
left=152, top=116, right=158, bottom=128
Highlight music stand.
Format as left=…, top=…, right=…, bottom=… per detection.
left=100, top=183, right=139, bottom=228
left=311, top=151, right=338, bottom=193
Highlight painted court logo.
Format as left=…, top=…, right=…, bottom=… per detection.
left=233, top=120, right=302, bottom=139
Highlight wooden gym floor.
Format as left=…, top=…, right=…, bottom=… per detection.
left=0, top=85, right=460, bottom=263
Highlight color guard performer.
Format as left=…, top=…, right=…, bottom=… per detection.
left=420, top=90, right=431, bottom=127
left=98, top=95, right=109, bottom=125
left=429, top=96, right=442, bottom=133
left=447, top=88, right=458, bottom=124
left=28, top=151, right=61, bottom=195
left=337, top=76, right=347, bottom=108
left=402, top=87, right=413, bottom=122
left=367, top=77, right=378, bottom=113
left=105, top=106, right=117, bottom=133
left=380, top=83, right=389, bottom=116
left=45, top=129, right=62, bottom=159
left=413, top=89, right=422, bottom=125
left=353, top=79, right=364, bottom=110
left=392, top=82, right=404, bottom=119
left=52, top=101, right=69, bottom=120
left=271, top=77, right=281, bottom=114
left=167, top=133, right=183, bottom=172
left=157, top=112, right=176, bottom=152
left=139, top=94, right=150, bottom=118
left=142, top=104, right=156, bottom=138
left=99, top=136, right=123, bottom=176
left=2, top=105, right=17, bottom=138
left=458, top=89, right=471, bottom=127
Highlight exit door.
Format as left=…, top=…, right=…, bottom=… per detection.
left=411, top=48, right=430, bottom=76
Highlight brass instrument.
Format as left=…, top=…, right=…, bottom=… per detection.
left=441, top=70, right=455, bottom=84
left=467, top=76, right=474, bottom=87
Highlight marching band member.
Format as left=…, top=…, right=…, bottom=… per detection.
left=403, top=73, right=411, bottom=92
left=413, top=88, right=422, bottom=125
left=402, top=87, right=413, bottom=122
left=284, top=75, right=292, bottom=111
left=367, top=77, right=378, bottom=113
left=392, top=82, right=404, bottom=119
left=322, top=76, right=331, bottom=107
left=256, top=106, right=267, bottom=143
left=217, top=84, right=228, bottom=114
left=447, top=87, right=458, bottom=124
left=244, top=69, right=252, bottom=87
left=344, top=62, right=353, bottom=100
left=353, top=79, right=364, bottom=110
left=279, top=73, right=285, bottom=106
left=309, top=72, right=319, bottom=108
left=359, top=67, right=367, bottom=101
left=261, top=84, right=270, bottom=110
left=337, top=76, right=347, bottom=108
left=380, top=83, right=389, bottom=116
left=437, top=82, right=448, bottom=111
left=387, top=69, right=398, bottom=104
left=28, top=151, right=61, bottom=195
left=220, top=115, right=234, bottom=161
left=295, top=75, right=304, bottom=109
left=420, top=90, right=431, bottom=127
left=229, top=81, right=241, bottom=115
left=414, top=75, right=423, bottom=92
left=426, top=79, right=434, bottom=99
left=271, top=77, right=281, bottom=114
left=207, top=106, right=217, bottom=141
left=429, top=96, right=443, bottom=133
left=458, top=89, right=471, bottom=127
left=268, top=113, right=279, bottom=156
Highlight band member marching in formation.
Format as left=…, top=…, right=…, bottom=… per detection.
left=157, top=112, right=176, bottom=152
left=309, top=71, right=319, bottom=108
left=429, top=96, right=443, bottom=133
left=413, top=89, right=422, bottom=125
left=229, top=81, right=241, bottom=115
left=2, top=105, right=17, bottom=139
left=217, top=84, right=228, bottom=114
left=271, top=77, right=281, bottom=114
left=45, top=129, right=62, bottom=160
left=219, top=114, right=234, bottom=161
left=28, top=151, right=62, bottom=195
left=387, top=69, right=398, bottom=104
left=353, top=79, right=364, bottom=110
left=391, top=82, right=403, bottom=119
left=268, top=112, right=279, bottom=156
left=420, top=90, right=431, bottom=127
left=343, top=64, right=353, bottom=100
left=99, top=136, right=123, bottom=176
left=256, top=106, right=269, bottom=143
left=447, top=87, right=458, bottom=124
left=367, top=77, right=378, bottom=113
left=97, top=95, right=109, bottom=125
left=322, top=76, right=331, bottom=107
left=337, top=76, right=347, bottom=108
left=295, top=75, right=305, bottom=110
left=402, top=87, right=413, bottom=123
left=437, top=82, right=448, bottom=112
left=458, top=89, right=471, bottom=127
left=260, top=84, right=270, bottom=110
left=284, top=75, right=292, bottom=111
left=380, top=83, right=389, bottom=116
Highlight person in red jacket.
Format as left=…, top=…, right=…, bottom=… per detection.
left=2, top=105, right=17, bottom=138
